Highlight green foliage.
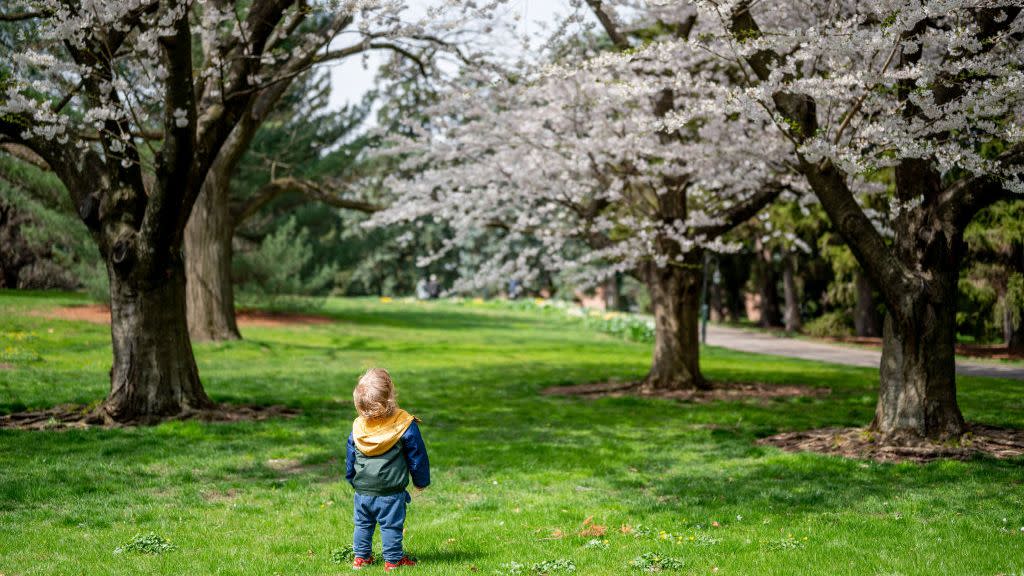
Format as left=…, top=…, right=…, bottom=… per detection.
left=233, top=216, right=336, bottom=308
left=329, top=546, right=355, bottom=564
left=0, top=156, right=105, bottom=294
left=498, top=559, right=576, bottom=575
left=999, top=273, right=1024, bottom=335
left=960, top=201, right=1024, bottom=343
left=628, top=553, right=685, bottom=572
left=803, top=311, right=854, bottom=339
left=769, top=534, right=808, bottom=550
left=581, top=310, right=655, bottom=343
left=112, top=533, right=176, bottom=555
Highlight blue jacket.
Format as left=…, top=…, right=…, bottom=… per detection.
left=346, top=421, right=430, bottom=493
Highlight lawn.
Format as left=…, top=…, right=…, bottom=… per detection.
left=1, top=290, right=1023, bottom=575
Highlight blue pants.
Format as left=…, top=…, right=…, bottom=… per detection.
left=353, top=492, right=409, bottom=563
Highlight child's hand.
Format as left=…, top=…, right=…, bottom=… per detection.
left=413, top=486, right=426, bottom=494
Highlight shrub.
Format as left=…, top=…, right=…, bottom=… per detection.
left=234, top=217, right=337, bottom=310
left=803, top=311, right=854, bottom=338
left=628, top=553, right=685, bottom=572
left=112, top=533, right=176, bottom=555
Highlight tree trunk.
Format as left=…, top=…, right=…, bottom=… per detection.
left=1007, top=245, right=1024, bottom=354
left=854, top=270, right=881, bottom=337
left=640, top=261, right=707, bottom=391
left=873, top=307, right=965, bottom=443
left=709, top=279, right=724, bottom=322
left=717, top=254, right=748, bottom=323
left=756, top=248, right=782, bottom=328
left=782, top=254, right=801, bottom=332
left=184, top=167, right=240, bottom=341
left=101, top=256, right=214, bottom=422
left=1005, top=296, right=1023, bottom=354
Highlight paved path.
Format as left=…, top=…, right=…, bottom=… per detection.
left=705, top=325, right=1024, bottom=380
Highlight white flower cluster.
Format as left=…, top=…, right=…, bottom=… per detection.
left=371, top=3, right=793, bottom=291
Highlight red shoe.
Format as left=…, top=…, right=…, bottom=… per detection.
left=384, top=557, right=417, bottom=571
left=351, top=556, right=374, bottom=570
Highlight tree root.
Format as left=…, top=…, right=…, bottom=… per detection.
left=759, top=424, right=1024, bottom=463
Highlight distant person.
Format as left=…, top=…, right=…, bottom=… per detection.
left=345, top=368, right=430, bottom=571
left=426, top=274, right=441, bottom=299
left=415, top=277, right=430, bottom=300
left=508, top=278, right=522, bottom=299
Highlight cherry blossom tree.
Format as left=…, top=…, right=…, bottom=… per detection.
left=0, top=0, right=496, bottom=421
left=676, top=0, right=1024, bottom=442
left=370, top=7, right=794, bottom=391
left=182, top=4, right=482, bottom=342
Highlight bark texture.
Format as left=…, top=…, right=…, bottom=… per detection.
left=782, top=255, right=801, bottom=332
left=185, top=167, right=240, bottom=341
left=756, top=244, right=782, bottom=328
left=641, top=260, right=706, bottom=391
left=103, top=256, right=213, bottom=421
left=854, top=271, right=882, bottom=337
left=875, top=310, right=964, bottom=442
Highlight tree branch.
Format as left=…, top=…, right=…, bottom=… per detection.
left=584, top=0, right=631, bottom=50
left=0, top=10, right=48, bottom=22
left=140, top=5, right=198, bottom=263
left=695, top=184, right=784, bottom=239
left=941, top=144, right=1024, bottom=230
left=317, top=41, right=429, bottom=77
left=725, top=1, right=915, bottom=311
left=233, top=177, right=381, bottom=225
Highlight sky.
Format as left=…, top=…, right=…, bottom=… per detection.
left=326, top=0, right=579, bottom=112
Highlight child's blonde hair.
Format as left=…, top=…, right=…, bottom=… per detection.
left=354, top=368, right=397, bottom=420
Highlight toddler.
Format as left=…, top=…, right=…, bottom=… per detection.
left=345, top=368, right=430, bottom=571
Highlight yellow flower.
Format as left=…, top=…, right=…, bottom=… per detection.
left=379, top=297, right=393, bottom=303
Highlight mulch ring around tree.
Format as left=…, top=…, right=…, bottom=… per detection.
left=0, top=403, right=300, bottom=431
left=759, top=425, right=1024, bottom=463
left=541, top=380, right=830, bottom=404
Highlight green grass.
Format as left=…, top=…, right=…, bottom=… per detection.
left=2, top=290, right=1024, bottom=575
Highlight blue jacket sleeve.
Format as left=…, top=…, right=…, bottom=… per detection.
left=401, top=421, right=430, bottom=489
left=345, top=433, right=356, bottom=486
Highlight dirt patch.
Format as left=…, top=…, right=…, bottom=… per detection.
left=235, top=309, right=334, bottom=328
left=0, top=363, right=13, bottom=370
left=202, top=488, right=241, bottom=503
left=541, top=380, right=829, bottom=404
left=35, top=305, right=333, bottom=328
left=0, top=403, right=300, bottom=431
left=265, top=458, right=307, bottom=474
left=759, top=425, right=1024, bottom=463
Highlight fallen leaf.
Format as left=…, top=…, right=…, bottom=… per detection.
left=620, top=524, right=633, bottom=535
left=712, top=521, right=721, bottom=528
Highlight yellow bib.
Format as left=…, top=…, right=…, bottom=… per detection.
left=352, top=408, right=417, bottom=456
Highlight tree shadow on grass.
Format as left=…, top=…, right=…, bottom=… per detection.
left=4, top=359, right=1023, bottom=527
left=310, top=305, right=554, bottom=333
